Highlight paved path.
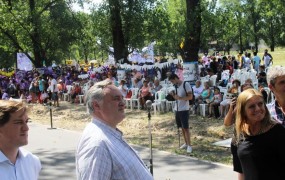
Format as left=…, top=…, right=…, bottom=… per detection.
left=25, top=123, right=236, bottom=180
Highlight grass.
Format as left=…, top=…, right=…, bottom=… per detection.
left=262, top=48, right=285, bottom=66
left=29, top=102, right=234, bottom=165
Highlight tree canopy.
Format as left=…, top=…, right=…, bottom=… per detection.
left=1, top=0, right=285, bottom=68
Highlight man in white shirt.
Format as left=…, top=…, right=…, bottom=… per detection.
left=76, top=80, right=153, bottom=180
left=0, top=100, right=41, bottom=180
left=263, top=49, right=273, bottom=68
left=49, top=75, right=59, bottom=107
left=168, top=74, right=193, bottom=153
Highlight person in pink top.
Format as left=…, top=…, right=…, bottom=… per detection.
left=139, top=80, right=152, bottom=109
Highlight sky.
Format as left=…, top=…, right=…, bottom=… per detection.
left=72, top=0, right=103, bottom=13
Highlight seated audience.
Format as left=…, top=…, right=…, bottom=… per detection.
left=219, top=79, right=240, bottom=119
left=207, top=87, right=222, bottom=118
left=118, top=79, right=128, bottom=97
left=139, top=80, right=152, bottom=109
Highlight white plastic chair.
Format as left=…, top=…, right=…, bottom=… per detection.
left=63, top=85, right=73, bottom=101
left=152, top=91, right=166, bottom=114
left=130, top=88, right=140, bottom=110
left=209, top=75, right=217, bottom=87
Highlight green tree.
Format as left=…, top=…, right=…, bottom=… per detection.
left=0, top=0, right=80, bottom=67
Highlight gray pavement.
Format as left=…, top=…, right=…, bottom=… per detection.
left=25, top=123, right=236, bottom=180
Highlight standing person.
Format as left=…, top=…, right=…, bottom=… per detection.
left=262, top=49, right=273, bottom=68
left=38, top=76, right=46, bottom=104
left=267, top=66, right=285, bottom=126
left=0, top=100, right=41, bottom=179
left=243, top=53, right=252, bottom=70
left=235, top=89, right=285, bottom=180
left=223, top=83, right=254, bottom=180
left=252, top=51, right=261, bottom=73
left=49, top=75, right=59, bottom=107
left=168, top=74, right=193, bottom=153
left=76, top=80, right=153, bottom=180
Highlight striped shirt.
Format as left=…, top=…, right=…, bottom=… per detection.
left=76, top=118, right=153, bottom=180
left=267, top=100, right=285, bottom=127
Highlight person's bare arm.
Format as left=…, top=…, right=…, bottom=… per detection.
left=224, top=97, right=237, bottom=126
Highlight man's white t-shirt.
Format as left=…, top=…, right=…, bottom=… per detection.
left=50, top=78, right=59, bottom=92
left=264, top=55, right=271, bottom=67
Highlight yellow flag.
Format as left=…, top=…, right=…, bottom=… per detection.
left=180, top=40, right=184, bottom=49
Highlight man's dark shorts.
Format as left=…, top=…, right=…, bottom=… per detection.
left=52, top=92, right=58, bottom=101
left=175, top=110, right=189, bottom=129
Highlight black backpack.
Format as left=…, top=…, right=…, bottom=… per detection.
left=173, top=81, right=194, bottom=105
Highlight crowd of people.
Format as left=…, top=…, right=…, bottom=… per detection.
left=0, top=49, right=284, bottom=179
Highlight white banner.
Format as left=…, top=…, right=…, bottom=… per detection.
left=17, top=53, right=33, bottom=71
left=117, top=70, right=125, bottom=82
left=183, top=62, right=198, bottom=81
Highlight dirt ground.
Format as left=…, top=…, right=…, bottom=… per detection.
left=29, top=101, right=233, bottom=165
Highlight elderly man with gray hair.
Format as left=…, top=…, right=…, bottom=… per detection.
left=266, top=66, right=285, bottom=127
left=76, top=80, right=153, bottom=180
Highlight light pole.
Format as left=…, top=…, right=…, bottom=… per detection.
left=146, top=100, right=153, bottom=175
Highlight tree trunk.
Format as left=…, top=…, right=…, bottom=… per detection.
left=238, top=23, right=243, bottom=53
left=179, top=0, right=201, bottom=82
left=270, top=19, right=275, bottom=52
left=109, top=0, right=128, bottom=64
left=182, top=0, right=201, bottom=62
left=29, top=0, right=44, bottom=67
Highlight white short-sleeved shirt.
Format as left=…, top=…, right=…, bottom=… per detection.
left=174, top=81, right=192, bottom=111
left=76, top=118, right=153, bottom=180
left=0, top=148, right=41, bottom=180
left=192, top=85, right=204, bottom=99
left=50, top=78, right=58, bottom=92
left=264, top=55, right=272, bottom=67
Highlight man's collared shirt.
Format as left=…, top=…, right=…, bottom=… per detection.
left=76, top=118, right=153, bottom=180
left=267, top=100, right=285, bottom=127
left=0, top=148, right=41, bottom=180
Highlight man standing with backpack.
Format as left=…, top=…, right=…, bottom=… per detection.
left=168, top=74, right=193, bottom=153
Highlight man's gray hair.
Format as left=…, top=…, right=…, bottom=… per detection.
left=85, top=80, right=113, bottom=115
left=267, top=66, right=285, bottom=86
